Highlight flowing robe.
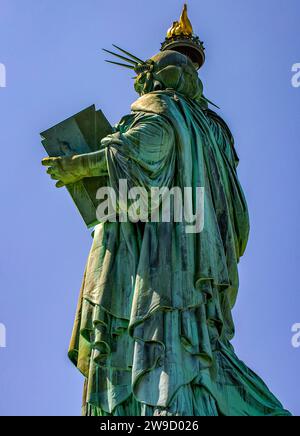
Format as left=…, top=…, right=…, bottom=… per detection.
left=69, top=90, right=290, bottom=416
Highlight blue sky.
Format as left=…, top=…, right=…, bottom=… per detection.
left=0, top=0, right=299, bottom=416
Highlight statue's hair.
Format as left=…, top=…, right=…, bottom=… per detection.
left=134, top=50, right=203, bottom=101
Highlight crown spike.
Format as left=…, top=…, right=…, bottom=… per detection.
left=112, top=44, right=144, bottom=64
left=105, top=60, right=135, bottom=70
left=102, top=48, right=138, bottom=65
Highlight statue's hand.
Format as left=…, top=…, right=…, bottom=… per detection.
left=42, top=155, right=88, bottom=188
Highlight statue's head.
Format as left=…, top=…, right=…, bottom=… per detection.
left=133, top=50, right=203, bottom=100
left=103, top=5, right=204, bottom=101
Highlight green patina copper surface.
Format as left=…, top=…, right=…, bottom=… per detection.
left=42, top=50, right=291, bottom=416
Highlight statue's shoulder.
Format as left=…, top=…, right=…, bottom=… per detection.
left=131, top=91, right=176, bottom=117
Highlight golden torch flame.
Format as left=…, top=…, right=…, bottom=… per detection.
left=167, top=4, right=193, bottom=38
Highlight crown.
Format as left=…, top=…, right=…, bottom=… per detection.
left=161, top=4, right=205, bottom=70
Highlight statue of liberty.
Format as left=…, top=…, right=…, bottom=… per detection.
left=42, top=5, right=291, bottom=416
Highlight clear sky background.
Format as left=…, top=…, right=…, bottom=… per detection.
left=0, top=0, right=299, bottom=416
